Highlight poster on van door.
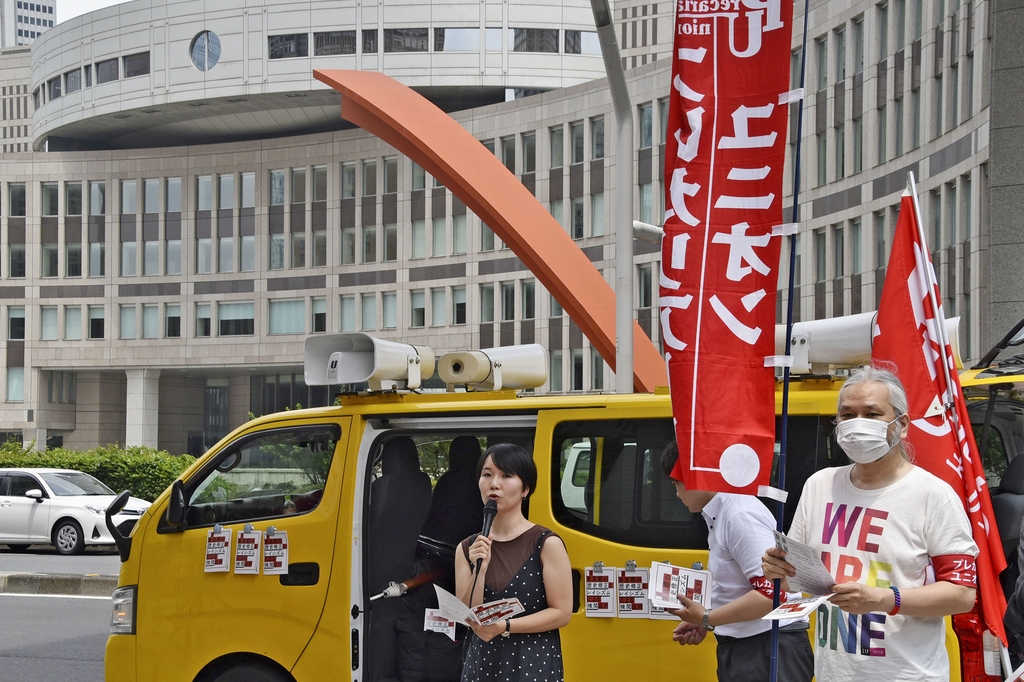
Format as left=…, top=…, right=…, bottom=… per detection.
left=234, top=529, right=262, bottom=574
left=262, top=531, right=289, bottom=575
left=584, top=567, right=617, bottom=617
left=204, top=527, right=233, bottom=573
left=662, top=0, right=794, bottom=494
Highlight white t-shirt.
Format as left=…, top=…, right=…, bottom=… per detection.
left=703, top=493, right=804, bottom=638
left=788, top=465, right=978, bottom=682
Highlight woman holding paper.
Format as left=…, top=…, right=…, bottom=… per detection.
left=762, top=367, right=978, bottom=681
left=455, top=443, right=573, bottom=681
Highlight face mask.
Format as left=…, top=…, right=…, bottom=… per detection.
left=835, top=417, right=900, bottom=464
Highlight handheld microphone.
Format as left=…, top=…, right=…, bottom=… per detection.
left=476, top=499, right=498, bottom=573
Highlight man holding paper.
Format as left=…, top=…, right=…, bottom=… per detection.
left=762, top=367, right=978, bottom=681
left=661, top=444, right=813, bottom=682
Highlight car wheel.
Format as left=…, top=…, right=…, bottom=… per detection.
left=208, top=663, right=290, bottom=682
left=52, top=520, right=85, bottom=555
left=6, top=544, right=30, bottom=551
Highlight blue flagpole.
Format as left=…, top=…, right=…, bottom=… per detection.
left=770, top=0, right=811, bottom=679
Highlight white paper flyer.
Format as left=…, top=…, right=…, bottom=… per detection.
left=204, top=527, right=232, bottom=573
left=263, top=530, right=289, bottom=575
left=584, top=567, right=617, bottom=617
left=773, top=531, right=836, bottom=596
left=233, top=529, right=262, bottom=574
left=648, top=562, right=711, bottom=610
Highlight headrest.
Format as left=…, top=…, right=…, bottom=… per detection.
left=449, top=436, right=482, bottom=472
left=381, top=437, right=420, bottom=475
left=1002, top=454, right=1024, bottom=496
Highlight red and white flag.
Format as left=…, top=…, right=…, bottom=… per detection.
left=872, top=188, right=1007, bottom=642
left=662, top=0, right=793, bottom=493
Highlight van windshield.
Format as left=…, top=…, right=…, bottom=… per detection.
left=40, top=471, right=114, bottom=496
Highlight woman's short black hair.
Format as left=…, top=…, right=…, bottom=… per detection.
left=661, top=441, right=679, bottom=479
left=476, top=442, right=538, bottom=499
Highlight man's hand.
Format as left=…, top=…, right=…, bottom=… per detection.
left=828, top=581, right=888, bottom=615
left=671, top=621, right=707, bottom=646
left=665, top=593, right=705, bottom=626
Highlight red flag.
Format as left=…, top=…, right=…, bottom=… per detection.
left=872, top=188, right=1007, bottom=643
left=662, top=0, right=793, bottom=493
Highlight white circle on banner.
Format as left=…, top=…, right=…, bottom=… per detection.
left=719, top=444, right=759, bottom=488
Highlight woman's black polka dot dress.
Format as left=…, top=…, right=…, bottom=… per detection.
left=461, top=530, right=564, bottom=682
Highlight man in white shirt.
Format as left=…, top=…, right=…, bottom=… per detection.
left=662, top=443, right=813, bottom=682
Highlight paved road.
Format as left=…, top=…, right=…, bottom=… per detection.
left=0, top=546, right=121, bottom=576
left=0, top=593, right=108, bottom=682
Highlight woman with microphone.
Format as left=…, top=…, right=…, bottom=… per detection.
left=456, top=443, right=573, bottom=681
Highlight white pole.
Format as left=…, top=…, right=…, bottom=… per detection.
left=590, top=0, right=634, bottom=393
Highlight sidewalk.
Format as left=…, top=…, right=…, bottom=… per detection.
left=0, top=571, right=118, bottom=597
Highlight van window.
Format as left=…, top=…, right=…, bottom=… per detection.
left=551, top=419, right=708, bottom=549
left=184, top=425, right=340, bottom=526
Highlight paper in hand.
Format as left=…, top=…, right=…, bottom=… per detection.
left=762, top=594, right=832, bottom=620
left=773, top=531, right=836, bottom=596
left=433, top=585, right=525, bottom=627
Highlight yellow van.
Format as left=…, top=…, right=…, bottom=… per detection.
left=103, top=321, right=1010, bottom=682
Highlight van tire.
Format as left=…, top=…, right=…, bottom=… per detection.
left=52, top=519, right=85, bottom=555
left=208, top=663, right=290, bottom=682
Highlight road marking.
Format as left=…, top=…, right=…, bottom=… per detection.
left=0, top=593, right=110, bottom=600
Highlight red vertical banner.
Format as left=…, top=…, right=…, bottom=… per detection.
left=872, top=190, right=1007, bottom=642
left=663, top=0, right=794, bottom=493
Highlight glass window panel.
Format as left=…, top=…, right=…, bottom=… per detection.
left=197, top=176, right=212, bottom=211
left=314, top=30, right=356, bottom=55
left=41, top=182, right=59, bottom=216
left=7, top=367, right=24, bottom=402
left=361, top=294, right=376, bottom=331
left=40, top=306, right=57, bottom=340
left=411, top=220, right=426, bottom=259
left=119, top=304, right=136, bottom=339
left=142, top=304, right=158, bottom=339
left=218, top=302, right=255, bottom=336
left=219, top=174, right=234, bottom=210
left=341, top=163, right=356, bottom=198
left=480, top=284, right=494, bottom=322
left=241, top=173, right=255, bottom=208
left=453, top=215, right=467, bottom=254
left=269, top=300, right=306, bottom=334
left=64, top=306, right=82, bottom=340
left=241, top=235, right=255, bottom=272
left=341, top=295, right=356, bottom=331
left=270, top=171, right=285, bottom=206
left=165, top=304, right=180, bottom=338
left=312, top=166, right=327, bottom=202
left=432, top=218, right=445, bottom=257
left=291, top=168, right=306, bottom=204
left=410, top=290, right=425, bottom=327
left=435, top=27, right=479, bottom=51
left=121, top=180, right=137, bottom=215
left=452, top=286, right=466, bottom=325
left=144, top=179, right=159, bottom=213
left=65, top=182, right=82, bottom=216
left=166, top=178, right=182, bottom=212
left=431, top=288, right=445, bottom=326
left=382, top=292, right=397, bottom=329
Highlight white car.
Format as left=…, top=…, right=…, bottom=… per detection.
left=0, top=468, right=151, bottom=555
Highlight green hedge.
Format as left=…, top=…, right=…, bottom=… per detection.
left=0, top=441, right=195, bottom=502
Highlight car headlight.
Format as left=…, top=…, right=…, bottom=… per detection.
left=110, top=586, right=137, bottom=635
left=85, top=504, right=106, bottom=515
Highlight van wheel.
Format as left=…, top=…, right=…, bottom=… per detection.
left=208, top=663, right=290, bottom=682
left=52, top=520, right=85, bottom=555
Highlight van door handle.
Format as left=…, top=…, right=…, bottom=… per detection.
left=279, top=562, right=319, bottom=586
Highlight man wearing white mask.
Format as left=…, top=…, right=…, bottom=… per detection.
left=762, top=366, right=978, bottom=682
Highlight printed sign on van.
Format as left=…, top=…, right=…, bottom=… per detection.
left=662, top=0, right=794, bottom=494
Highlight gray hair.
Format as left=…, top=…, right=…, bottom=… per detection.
left=837, top=365, right=909, bottom=418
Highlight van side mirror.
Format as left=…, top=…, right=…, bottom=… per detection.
left=164, top=480, right=187, bottom=529
left=25, top=489, right=44, bottom=503
left=105, top=490, right=134, bottom=562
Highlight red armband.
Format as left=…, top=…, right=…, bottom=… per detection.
left=750, top=576, right=787, bottom=602
left=931, top=554, right=978, bottom=587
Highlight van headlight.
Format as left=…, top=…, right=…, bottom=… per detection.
left=110, top=585, right=137, bottom=634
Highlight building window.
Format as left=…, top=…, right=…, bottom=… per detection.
left=64, top=306, right=82, bottom=341
left=434, top=27, right=480, bottom=51
left=591, top=193, right=605, bottom=237
left=96, top=57, right=118, bottom=84
left=42, top=241, right=58, bottom=278
left=123, top=51, right=150, bottom=78
left=363, top=160, right=377, bottom=196
left=591, top=116, right=604, bottom=160
left=362, top=29, right=378, bottom=54
left=7, top=368, right=24, bottom=403
left=833, top=225, right=845, bottom=277
left=165, top=304, right=180, bottom=338
left=384, top=28, right=428, bottom=52
left=550, top=126, right=564, bottom=168
left=512, top=28, right=558, bottom=53
left=140, top=304, right=158, bottom=339
left=430, top=288, right=445, bottom=327
left=341, top=163, right=356, bottom=198
left=571, top=197, right=584, bottom=239
left=639, top=183, right=653, bottom=224
left=637, top=264, right=654, bottom=308
left=452, top=287, right=467, bottom=325
left=521, top=280, right=535, bottom=319
left=196, top=303, right=211, bottom=337
left=8, top=307, right=25, bottom=340
left=9, top=183, right=26, bottom=216
left=89, top=305, right=104, bottom=339
left=570, top=122, right=584, bottom=164
left=120, top=304, right=136, bottom=339
left=639, top=103, right=653, bottom=149
left=314, top=30, right=356, bottom=56
left=501, top=282, right=515, bottom=321
left=47, top=75, right=60, bottom=100
left=550, top=292, right=564, bottom=317
left=383, top=224, right=397, bottom=262
left=522, top=133, right=536, bottom=173
left=550, top=350, right=563, bottom=392
left=564, top=30, right=600, bottom=55
left=382, top=292, right=397, bottom=329
left=411, top=290, right=426, bottom=327
left=189, top=30, right=221, bottom=71
left=41, top=181, right=58, bottom=216
left=361, top=294, right=376, bottom=331
left=66, top=182, right=82, bottom=216
left=64, top=68, right=82, bottom=93
left=481, top=223, right=495, bottom=251
left=814, top=229, right=827, bottom=281
left=480, top=284, right=494, bottom=323
left=269, top=34, right=309, bottom=59
left=452, top=215, right=467, bottom=255
left=340, top=295, right=356, bottom=332
left=362, top=226, right=377, bottom=263
left=591, top=347, right=605, bottom=391
left=411, top=220, right=426, bottom=259
left=312, top=298, right=326, bottom=333
left=10, top=243, right=26, bottom=278
left=218, top=302, right=254, bottom=336
left=341, top=227, right=355, bottom=265
left=269, top=300, right=305, bottom=335
left=432, top=218, right=446, bottom=257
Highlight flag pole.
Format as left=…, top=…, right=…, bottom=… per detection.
left=905, top=172, right=957, bottom=412
left=770, top=0, right=811, bottom=679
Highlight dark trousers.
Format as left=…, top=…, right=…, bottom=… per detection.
left=714, top=627, right=813, bottom=682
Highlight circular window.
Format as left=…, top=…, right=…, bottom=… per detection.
left=189, top=31, right=222, bottom=72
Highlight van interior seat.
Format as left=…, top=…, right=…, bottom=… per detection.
left=421, top=436, right=483, bottom=548
left=368, top=437, right=432, bottom=594
left=992, top=454, right=1024, bottom=562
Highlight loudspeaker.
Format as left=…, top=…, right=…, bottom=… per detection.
left=437, top=344, right=547, bottom=390
left=775, top=313, right=961, bottom=374
left=304, top=333, right=435, bottom=390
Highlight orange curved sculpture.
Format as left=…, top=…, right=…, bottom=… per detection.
left=313, top=69, right=667, bottom=392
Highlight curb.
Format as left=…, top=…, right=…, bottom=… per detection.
left=0, top=572, right=118, bottom=597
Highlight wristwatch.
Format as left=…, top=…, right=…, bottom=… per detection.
left=701, top=608, right=715, bottom=632
left=501, top=618, right=512, bottom=638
